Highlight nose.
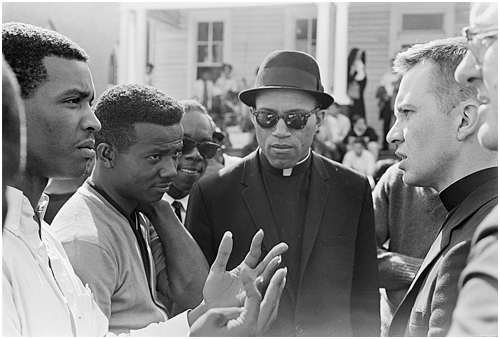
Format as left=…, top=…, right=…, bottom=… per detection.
left=455, top=51, right=481, bottom=86
left=82, top=105, right=101, bottom=132
left=386, top=119, right=403, bottom=145
left=159, top=156, right=178, bottom=179
left=184, top=146, right=203, bottom=161
left=272, top=117, right=292, bottom=138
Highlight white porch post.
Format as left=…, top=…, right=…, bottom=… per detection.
left=333, top=2, right=350, bottom=105
left=315, top=2, right=332, bottom=94
left=135, top=9, right=148, bottom=84
left=118, top=8, right=131, bottom=84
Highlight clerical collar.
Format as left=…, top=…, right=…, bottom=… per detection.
left=259, top=149, right=312, bottom=177
left=439, top=167, right=498, bottom=212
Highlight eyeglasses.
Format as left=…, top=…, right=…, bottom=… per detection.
left=181, top=137, right=220, bottom=159
left=251, top=107, right=320, bottom=130
left=462, top=26, right=498, bottom=67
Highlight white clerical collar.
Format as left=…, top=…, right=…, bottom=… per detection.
left=282, top=149, right=311, bottom=177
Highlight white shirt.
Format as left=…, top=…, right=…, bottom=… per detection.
left=3, top=186, right=108, bottom=336
left=3, top=186, right=190, bottom=337
left=162, top=193, right=189, bottom=224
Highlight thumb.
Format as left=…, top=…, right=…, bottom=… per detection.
left=211, top=231, right=233, bottom=273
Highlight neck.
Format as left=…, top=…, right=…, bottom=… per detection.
left=435, top=147, right=497, bottom=192
left=92, top=167, right=138, bottom=216
left=9, top=169, right=49, bottom=211
left=45, top=177, right=86, bottom=194
left=167, top=184, right=189, bottom=200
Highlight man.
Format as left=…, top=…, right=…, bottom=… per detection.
left=2, top=56, right=26, bottom=223
left=162, top=99, right=220, bottom=224
left=345, top=115, right=380, bottom=160
left=449, top=2, right=498, bottom=336
left=342, top=137, right=376, bottom=185
left=51, top=83, right=287, bottom=334
left=372, top=162, right=447, bottom=335
left=386, top=37, right=498, bottom=336
left=312, top=102, right=350, bottom=162
left=3, top=22, right=286, bottom=337
left=186, top=50, right=380, bottom=336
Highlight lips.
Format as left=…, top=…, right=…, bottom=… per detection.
left=395, top=150, right=407, bottom=160
left=272, top=144, right=293, bottom=149
left=179, top=167, right=202, bottom=175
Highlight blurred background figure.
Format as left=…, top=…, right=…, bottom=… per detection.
left=2, top=56, right=27, bottom=224
left=345, top=114, right=380, bottom=160
left=372, top=162, right=447, bottom=335
left=312, top=102, right=350, bottom=162
left=347, top=48, right=367, bottom=120
left=376, top=57, right=401, bottom=151
left=193, top=69, right=214, bottom=113
left=214, top=63, right=240, bottom=128
left=342, top=137, right=376, bottom=188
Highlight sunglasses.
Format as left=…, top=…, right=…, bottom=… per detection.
left=181, top=136, right=220, bottom=159
left=462, top=26, right=498, bottom=68
left=251, top=107, right=320, bottom=130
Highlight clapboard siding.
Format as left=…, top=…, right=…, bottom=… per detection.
left=2, top=2, right=120, bottom=99
left=153, top=16, right=190, bottom=101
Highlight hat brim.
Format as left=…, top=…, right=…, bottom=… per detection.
left=239, top=86, right=334, bottom=110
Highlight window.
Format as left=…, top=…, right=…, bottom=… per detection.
left=197, top=21, right=224, bottom=65
left=295, top=18, right=317, bottom=56
left=402, top=14, right=443, bottom=31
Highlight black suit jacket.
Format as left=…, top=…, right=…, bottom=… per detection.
left=186, top=150, right=380, bottom=336
left=388, top=177, right=498, bottom=336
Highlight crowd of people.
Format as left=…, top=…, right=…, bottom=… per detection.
left=2, top=2, right=498, bottom=336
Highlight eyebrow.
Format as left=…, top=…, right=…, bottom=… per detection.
left=59, top=88, right=93, bottom=101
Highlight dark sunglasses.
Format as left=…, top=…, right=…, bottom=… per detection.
left=251, top=107, right=320, bottom=130
left=181, top=136, right=220, bottom=159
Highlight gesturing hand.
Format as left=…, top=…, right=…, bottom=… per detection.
left=190, top=266, right=287, bottom=337
left=203, top=229, right=288, bottom=309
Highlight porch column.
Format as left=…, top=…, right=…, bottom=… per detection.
left=333, top=2, right=350, bottom=105
left=315, top=2, right=332, bottom=94
left=118, top=8, right=131, bottom=84
left=135, top=9, right=148, bottom=84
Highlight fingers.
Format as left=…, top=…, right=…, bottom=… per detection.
left=241, top=269, right=262, bottom=318
left=257, top=267, right=287, bottom=334
left=243, top=229, right=264, bottom=269
left=211, top=232, right=233, bottom=274
left=254, top=242, right=288, bottom=277
left=259, top=255, right=282, bottom=293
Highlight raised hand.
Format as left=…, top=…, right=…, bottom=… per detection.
left=202, top=229, right=288, bottom=309
left=189, top=266, right=287, bottom=336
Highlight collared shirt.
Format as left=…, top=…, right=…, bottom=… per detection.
left=440, top=167, right=498, bottom=212
left=2, top=186, right=108, bottom=336
left=162, top=193, right=189, bottom=224
left=3, top=186, right=190, bottom=337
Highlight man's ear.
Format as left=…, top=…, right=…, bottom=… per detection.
left=457, top=99, right=480, bottom=141
left=96, top=143, right=115, bottom=169
left=315, top=109, right=325, bottom=132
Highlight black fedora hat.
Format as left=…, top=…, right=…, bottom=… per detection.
left=239, top=50, right=334, bottom=109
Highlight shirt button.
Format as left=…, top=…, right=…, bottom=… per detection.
left=295, top=325, right=303, bottom=335
left=11, top=223, right=17, bottom=231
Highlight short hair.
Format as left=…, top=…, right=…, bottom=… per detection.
left=392, top=37, right=477, bottom=113
left=2, top=56, right=26, bottom=181
left=2, top=22, right=89, bottom=100
left=178, top=99, right=216, bottom=135
left=94, top=84, right=184, bottom=153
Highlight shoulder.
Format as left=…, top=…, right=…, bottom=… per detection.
left=51, top=184, right=121, bottom=245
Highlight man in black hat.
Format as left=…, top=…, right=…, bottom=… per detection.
left=186, top=50, right=380, bottom=336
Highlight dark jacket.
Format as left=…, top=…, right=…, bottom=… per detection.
left=388, top=177, right=498, bottom=337
left=186, top=149, right=380, bottom=336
